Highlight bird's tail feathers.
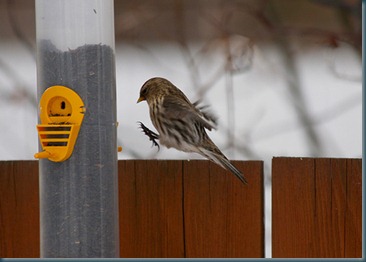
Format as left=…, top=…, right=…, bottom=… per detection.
left=198, top=147, right=248, bottom=185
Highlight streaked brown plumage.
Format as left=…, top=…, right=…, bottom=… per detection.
left=137, top=77, right=248, bottom=185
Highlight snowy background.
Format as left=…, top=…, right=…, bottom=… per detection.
left=0, top=0, right=362, bottom=257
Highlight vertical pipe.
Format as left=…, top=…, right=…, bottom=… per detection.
left=35, top=0, right=119, bottom=257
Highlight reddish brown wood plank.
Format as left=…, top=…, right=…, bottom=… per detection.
left=272, top=157, right=362, bottom=258
left=118, top=160, right=184, bottom=258
left=183, top=160, right=264, bottom=258
left=272, top=157, right=315, bottom=258
left=345, top=159, right=362, bottom=257
left=313, top=158, right=348, bottom=257
left=0, top=161, right=39, bottom=258
left=313, top=158, right=333, bottom=257
left=329, top=158, right=347, bottom=257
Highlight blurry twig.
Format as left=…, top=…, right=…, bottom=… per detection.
left=253, top=93, right=361, bottom=142
left=0, top=0, right=37, bottom=108
left=328, top=62, right=362, bottom=82
left=251, top=0, right=325, bottom=156
left=0, top=58, right=37, bottom=107
left=6, top=0, right=35, bottom=60
left=174, top=0, right=202, bottom=92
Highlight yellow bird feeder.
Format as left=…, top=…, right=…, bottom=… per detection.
left=35, top=85, right=85, bottom=162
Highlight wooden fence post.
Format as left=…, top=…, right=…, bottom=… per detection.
left=272, top=157, right=362, bottom=258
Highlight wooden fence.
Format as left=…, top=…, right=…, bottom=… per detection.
left=0, top=158, right=361, bottom=258
left=272, top=157, right=362, bottom=258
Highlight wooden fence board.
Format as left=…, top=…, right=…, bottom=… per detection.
left=272, top=157, right=315, bottom=257
left=272, top=157, right=362, bottom=258
left=183, top=160, right=264, bottom=258
left=329, top=158, right=347, bottom=257
left=0, top=161, right=39, bottom=258
left=119, top=160, right=184, bottom=258
left=345, top=159, right=362, bottom=257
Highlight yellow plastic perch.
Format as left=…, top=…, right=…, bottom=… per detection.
left=35, top=85, right=85, bottom=162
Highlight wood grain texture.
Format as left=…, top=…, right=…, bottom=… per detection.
left=0, top=161, right=40, bottom=258
left=272, top=157, right=362, bottom=258
left=183, top=160, right=264, bottom=258
left=272, top=157, right=315, bottom=257
left=4, top=158, right=359, bottom=258
left=1, top=160, right=263, bottom=258
left=119, top=159, right=264, bottom=258
left=345, top=159, right=362, bottom=257
left=119, top=160, right=184, bottom=258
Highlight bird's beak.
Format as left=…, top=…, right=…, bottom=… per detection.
left=137, top=96, right=145, bottom=103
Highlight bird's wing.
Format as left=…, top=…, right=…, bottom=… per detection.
left=162, top=96, right=216, bottom=131
left=192, top=100, right=217, bottom=129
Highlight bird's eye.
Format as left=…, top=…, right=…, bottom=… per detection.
left=141, top=88, right=147, bottom=96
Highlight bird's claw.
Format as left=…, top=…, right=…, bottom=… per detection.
left=138, top=121, right=160, bottom=150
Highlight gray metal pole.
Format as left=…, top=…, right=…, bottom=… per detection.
left=35, top=0, right=119, bottom=257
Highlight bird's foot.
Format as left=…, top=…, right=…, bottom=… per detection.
left=138, top=121, right=160, bottom=150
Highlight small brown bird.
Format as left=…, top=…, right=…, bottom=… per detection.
left=137, top=77, right=248, bottom=185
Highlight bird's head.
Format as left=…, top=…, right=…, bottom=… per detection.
left=137, top=77, right=173, bottom=104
